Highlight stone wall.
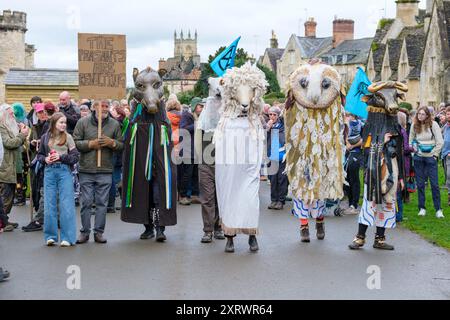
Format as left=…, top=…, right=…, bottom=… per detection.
left=0, top=30, right=26, bottom=103
left=260, top=53, right=275, bottom=73
left=0, top=10, right=29, bottom=104
left=276, top=36, right=304, bottom=91
left=165, top=80, right=197, bottom=95
left=420, top=2, right=445, bottom=107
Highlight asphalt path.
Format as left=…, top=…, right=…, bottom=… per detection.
left=1, top=183, right=449, bottom=300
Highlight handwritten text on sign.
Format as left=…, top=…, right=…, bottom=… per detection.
left=78, top=33, right=126, bottom=99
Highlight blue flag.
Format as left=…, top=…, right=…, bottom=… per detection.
left=344, top=67, right=372, bottom=119
left=210, top=36, right=241, bottom=77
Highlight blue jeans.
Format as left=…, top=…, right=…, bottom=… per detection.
left=396, top=189, right=403, bottom=222
left=414, top=155, right=441, bottom=211
left=44, top=164, right=77, bottom=244
left=108, top=167, right=122, bottom=208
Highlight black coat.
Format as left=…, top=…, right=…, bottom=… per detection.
left=120, top=103, right=177, bottom=226
left=37, top=133, right=80, bottom=167
left=179, top=111, right=195, bottom=160
left=59, top=103, right=80, bottom=135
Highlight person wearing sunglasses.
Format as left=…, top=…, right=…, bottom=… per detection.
left=266, top=106, right=288, bottom=210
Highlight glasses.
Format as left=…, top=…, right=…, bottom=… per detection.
left=418, top=113, right=427, bottom=116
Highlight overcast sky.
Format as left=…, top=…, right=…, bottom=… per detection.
left=2, top=0, right=426, bottom=85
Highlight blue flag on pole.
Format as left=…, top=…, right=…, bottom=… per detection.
left=210, top=36, right=241, bottom=77
left=344, top=67, right=372, bottom=119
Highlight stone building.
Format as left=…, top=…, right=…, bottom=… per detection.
left=260, top=18, right=373, bottom=91
left=419, top=0, right=450, bottom=106
left=258, top=31, right=284, bottom=74
left=0, top=10, right=36, bottom=103
left=367, top=0, right=450, bottom=109
left=158, top=30, right=202, bottom=94
left=367, top=1, right=426, bottom=107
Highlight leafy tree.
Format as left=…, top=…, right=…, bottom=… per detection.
left=194, top=47, right=252, bottom=98
left=257, top=63, right=280, bottom=94
left=399, top=102, right=413, bottom=111
left=163, top=85, right=170, bottom=99
left=177, top=90, right=196, bottom=105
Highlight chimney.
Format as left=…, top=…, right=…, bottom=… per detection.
left=270, top=30, right=278, bottom=48
left=396, top=0, right=419, bottom=27
left=159, top=58, right=167, bottom=71
left=304, top=17, right=317, bottom=38
left=333, top=18, right=354, bottom=48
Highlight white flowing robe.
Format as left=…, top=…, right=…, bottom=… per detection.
left=214, top=117, right=264, bottom=235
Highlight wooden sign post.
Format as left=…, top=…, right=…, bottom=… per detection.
left=77, top=33, right=126, bottom=167
left=97, top=104, right=102, bottom=167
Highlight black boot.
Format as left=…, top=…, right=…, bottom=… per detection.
left=248, top=235, right=259, bottom=252
left=140, top=224, right=155, bottom=240
left=225, top=236, right=235, bottom=253
left=316, top=220, right=325, bottom=240
left=348, top=235, right=366, bottom=250
left=373, top=235, right=394, bottom=250
left=300, top=225, right=310, bottom=243
left=156, top=226, right=166, bottom=242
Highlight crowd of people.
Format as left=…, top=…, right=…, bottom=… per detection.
left=0, top=87, right=449, bottom=280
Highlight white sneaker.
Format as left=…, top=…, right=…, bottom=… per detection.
left=345, top=205, right=358, bottom=215
left=60, top=241, right=71, bottom=247
left=46, top=239, right=56, bottom=246
left=418, top=209, right=426, bottom=216
left=436, top=210, right=445, bottom=219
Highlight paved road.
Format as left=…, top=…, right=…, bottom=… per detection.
left=1, top=184, right=449, bottom=300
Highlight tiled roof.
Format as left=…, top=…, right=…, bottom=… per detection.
left=387, top=39, right=403, bottom=72
left=5, top=68, right=78, bottom=86
left=405, top=34, right=425, bottom=79
left=372, top=43, right=386, bottom=75
left=163, top=56, right=201, bottom=81
left=369, top=21, right=426, bottom=81
left=265, top=48, right=284, bottom=71
left=295, top=36, right=333, bottom=58
left=321, top=37, right=373, bottom=65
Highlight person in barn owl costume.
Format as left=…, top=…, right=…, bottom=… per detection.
left=284, top=60, right=345, bottom=243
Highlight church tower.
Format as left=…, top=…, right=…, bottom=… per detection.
left=174, top=29, right=198, bottom=60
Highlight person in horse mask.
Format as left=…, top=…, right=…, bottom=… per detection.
left=120, top=67, right=177, bottom=243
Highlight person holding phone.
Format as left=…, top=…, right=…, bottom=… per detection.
left=37, top=112, right=79, bottom=247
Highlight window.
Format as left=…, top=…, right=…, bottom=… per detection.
left=289, top=50, right=295, bottom=65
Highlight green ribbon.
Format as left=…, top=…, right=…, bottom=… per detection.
left=161, top=125, right=172, bottom=210
left=125, top=123, right=138, bottom=208
left=145, top=124, right=154, bottom=181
